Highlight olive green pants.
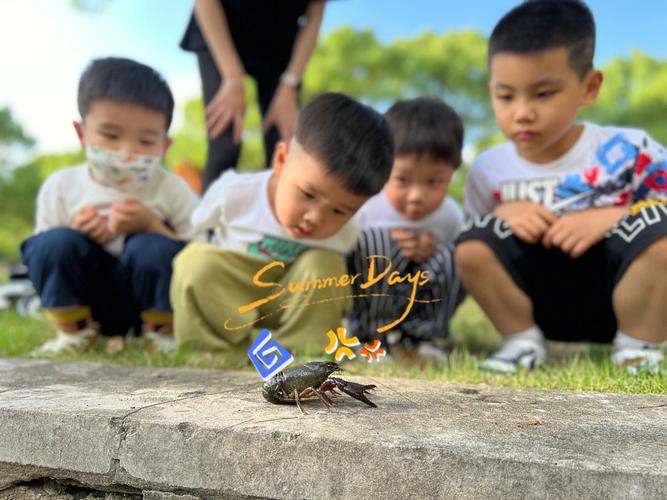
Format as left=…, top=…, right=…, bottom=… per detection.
left=171, top=242, right=352, bottom=354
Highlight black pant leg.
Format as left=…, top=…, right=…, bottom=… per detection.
left=197, top=51, right=242, bottom=193
left=254, top=70, right=300, bottom=168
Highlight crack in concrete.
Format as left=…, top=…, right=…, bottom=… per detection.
left=251, top=416, right=303, bottom=424
left=120, top=383, right=257, bottom=420
left=106, top=383, right=257, bottom=482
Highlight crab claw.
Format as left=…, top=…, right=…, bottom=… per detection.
left=329, top=377, right=377, bottom=408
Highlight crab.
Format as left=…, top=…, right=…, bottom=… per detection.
left=262, top=361, right=377, bottom=413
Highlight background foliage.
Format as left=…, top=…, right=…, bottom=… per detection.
left=2, top=28, right=666, bottom=262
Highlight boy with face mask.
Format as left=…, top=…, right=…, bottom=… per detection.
left=21, top=57, right=199, bottom=355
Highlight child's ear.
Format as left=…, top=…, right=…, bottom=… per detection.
left=73, top=121, right=85, bottom=147
left=272, top=141, right=289, bottom=175
left=582, top=69, right=603, bottom=106
left=161, top=136, right=173, bottom=158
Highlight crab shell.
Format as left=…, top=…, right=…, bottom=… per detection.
left=262, top=361, right=341, bottom=404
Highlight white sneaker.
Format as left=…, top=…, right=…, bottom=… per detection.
left=143, top=331, right=176, bottom=353
left=611, top=347, right=665, bottom=375
left=31, top=327, right=98, bottom=356
left=480, top=339, right=547, bottom=373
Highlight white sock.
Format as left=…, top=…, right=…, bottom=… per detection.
left=613, top=331, right=662, bottom=350
left=503, top=325, right=545, bottom=346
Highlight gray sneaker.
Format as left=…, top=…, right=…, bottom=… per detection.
left=480, top=339, right=547, bottom=373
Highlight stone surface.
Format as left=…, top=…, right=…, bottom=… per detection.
left=0, top=358, right=665, bottom=499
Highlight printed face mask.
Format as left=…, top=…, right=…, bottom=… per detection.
left=86, top=146, right=161, bottom=192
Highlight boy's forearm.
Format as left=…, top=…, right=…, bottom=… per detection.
left=193, top=0, right=245, bottom=79
left=585, top=205, right=629, bottom=231
left=283, top=1, right=325, bottom=81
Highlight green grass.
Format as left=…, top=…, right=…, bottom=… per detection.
left=1, top=299, right=664, bottom=394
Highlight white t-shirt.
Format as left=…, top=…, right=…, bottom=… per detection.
left=359, top=190, right=464, bottom=246
left=191, top=170, right=361, bottom=262
left=35, top=164, right=199, bottom=256
left=465, top=122, right=667, bottom=216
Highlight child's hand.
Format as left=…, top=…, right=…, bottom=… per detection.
left=70, top=205, right=110, bottom=245
left=390, top=228, right=418, bottom=261
left=543, top=207, right=628, bottom=258
left=414, top=230, right=437, bottom=264
left=493, top=201, right=557, bottom=243
left=108, top=199, right=158, bottom=236
left=390, top=229, right=436, bottom=263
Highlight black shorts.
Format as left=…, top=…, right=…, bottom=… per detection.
left=456, top=202, right=667, bottom=343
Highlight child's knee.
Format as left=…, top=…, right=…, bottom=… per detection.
left=454, top=239, right=495, bottom=275
left=22, top=227, right=91, bottom=265
left=296, top=248, right=346, bottom=274
left=124, top=233, right=185, bottom=266
left=636, top=236, right=667, bottom=269
left=172, top=243, right=216, bottom=290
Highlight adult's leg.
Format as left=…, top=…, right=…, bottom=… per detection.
left=254, top=70, right=299, bottom=168
left=197, top=51, right=242, bottom=192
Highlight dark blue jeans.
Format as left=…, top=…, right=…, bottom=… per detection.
left=21, top=228, right=185, bottom=335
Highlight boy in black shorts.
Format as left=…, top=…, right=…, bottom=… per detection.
left=456, top=0, right=667, bottom=373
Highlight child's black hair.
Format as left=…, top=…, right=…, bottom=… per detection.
left=385, top=97, right=463, bottom=168
left=295, top=92, right=394, bottom=196
left=489, top=0, right=596, bottom=79
left=77, top=57, right=175, bottom=130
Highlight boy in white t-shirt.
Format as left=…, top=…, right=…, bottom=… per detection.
left=21, top=58, right=199, bottom=355
left=348, top=97, right=466, bottom=359
left=456, top=0, right=667, bottom=374
left=170, top=93, right=393, bottom=354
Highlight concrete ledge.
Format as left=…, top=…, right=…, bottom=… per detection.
left=0, top=358, right=665, bottom=499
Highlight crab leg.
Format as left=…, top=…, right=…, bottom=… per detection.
left=313, top=389, right=335, bottom=410
left=293, top=389, right=306, bottom=414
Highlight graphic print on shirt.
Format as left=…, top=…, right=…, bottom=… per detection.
left=493, top=134, right=667, bottom=213
left=247, top=235, right=309, bottom=262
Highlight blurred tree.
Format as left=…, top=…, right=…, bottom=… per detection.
left=0, top=151, right=84, bottom=262
left=69, top=0, right=111, bottom=14
left=582, top=51, right=667, bottom=144
left=304, top=28, right=492, bottom=143
left=0, top=107, right=34, bottom=174
left=0, top=108, right=33, bottom=147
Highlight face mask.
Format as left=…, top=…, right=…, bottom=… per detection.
left=86, top=146, right=161, bottom=192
